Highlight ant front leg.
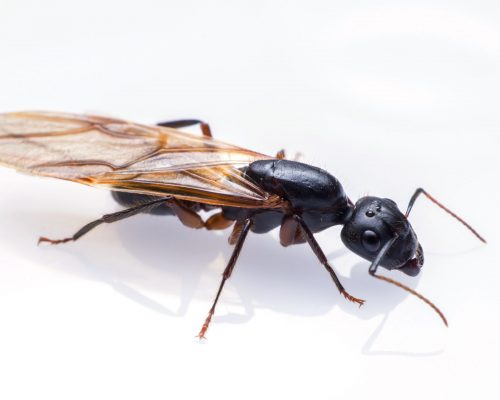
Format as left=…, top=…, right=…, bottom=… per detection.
left=157, top=119, right=212, bottom=137
left=291, top=215, right=365, bottom=306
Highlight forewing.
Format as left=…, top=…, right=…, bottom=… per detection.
left=0, top=111, right=281, bottom=208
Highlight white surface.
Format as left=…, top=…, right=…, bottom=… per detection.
left=0, top=1, right=499, bottom=399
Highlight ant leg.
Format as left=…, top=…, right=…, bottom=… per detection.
left=405, top=187, right=485, bottom=243
left=112, top=192, right=204, bottom=229
left=227, top=219, right=246, bottom=245
left=157, top=119, right=212, bottom=137
left=167, top=199, right=205, bottom=229
left=38, top=197, right=171, bottom=245
left=39, top=196, right=206, bottom=245
left=205, top=212, right=234, bottom=230
left=279, top=215, right=306, bottom=246
left=274, top=150, right=302, bottom=161
left=276, top=149, right=286, bottom=159
left=293, top=215, right=365, bottom=306
left=197, top=218, right=252, bottom=339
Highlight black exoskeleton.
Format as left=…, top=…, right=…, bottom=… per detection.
left=37, top=119, right=485, bottom=337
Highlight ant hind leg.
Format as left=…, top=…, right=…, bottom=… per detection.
left=38, top=196, right=206, bottom=246
left=38, top=197, right=170, bottom=245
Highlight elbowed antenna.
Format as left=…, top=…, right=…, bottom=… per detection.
left=367, top=188, right=487, bottom=327
left=368, top=236, right=448, bottom=326
left=406, top=188, right=486, bottom=243
left=372, top=273, right=448, bottom=326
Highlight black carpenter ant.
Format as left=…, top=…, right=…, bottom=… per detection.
left=0, top=112, right=486, bottom=338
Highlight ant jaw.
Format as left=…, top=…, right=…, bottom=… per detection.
left=396, top=242, right=424, bottom=277
left=398, top=261, right=422, bottom=277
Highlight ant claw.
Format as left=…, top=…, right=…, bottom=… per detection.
left=37, top=236, right=73, bottom=246
left=342, top=291, right=365, bottom=307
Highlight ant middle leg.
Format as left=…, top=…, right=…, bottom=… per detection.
left=197, top=218, right=252, bottom=339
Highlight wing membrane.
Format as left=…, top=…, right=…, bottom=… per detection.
left=0, top=111, right=282, bottom=208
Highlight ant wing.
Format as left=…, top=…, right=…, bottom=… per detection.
left=0, top=111, right=283, bottom=208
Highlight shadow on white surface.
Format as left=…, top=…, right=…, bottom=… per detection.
left=2, top=204, right=447, bottom=356
left=362, top=313, right=444, bottom=357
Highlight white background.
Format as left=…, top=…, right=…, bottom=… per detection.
left=0, top=1, right=499, bottom=399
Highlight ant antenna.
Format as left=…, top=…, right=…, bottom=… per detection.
left=372, top=273, right=447, bottom=326
left=369, top=237, right=448, bottom=327
left=406, top=188, right=486, bottom=243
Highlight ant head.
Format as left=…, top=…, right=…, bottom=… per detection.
left=340, top=196, right=420, bottom=275
left=340, top=190, right=484, bottom=327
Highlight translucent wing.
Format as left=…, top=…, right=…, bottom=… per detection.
left=0, top=111, right=282, bottom=208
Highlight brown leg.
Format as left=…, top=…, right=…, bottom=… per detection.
left=293, top=215, right=365, bottom=306
left=227, top=219, right=245, bottom=245
left=200, top=123, right=212, bottom=138
left=205, top=212, right=234, bottom=230
left=197, top=218, right=252, bottom=339
left=279, top=215, right=306, bottom=246
left=168, top=199, right=205, bottom=229
left=275, top=149, right=302, bottom=161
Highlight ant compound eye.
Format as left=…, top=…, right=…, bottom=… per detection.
left=362, top=230, right=380, bottom=252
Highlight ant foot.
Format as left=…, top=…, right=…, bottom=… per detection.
left=37, top=236, right=73, bottom=246
left=342, top=290, right=365, bottom=307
